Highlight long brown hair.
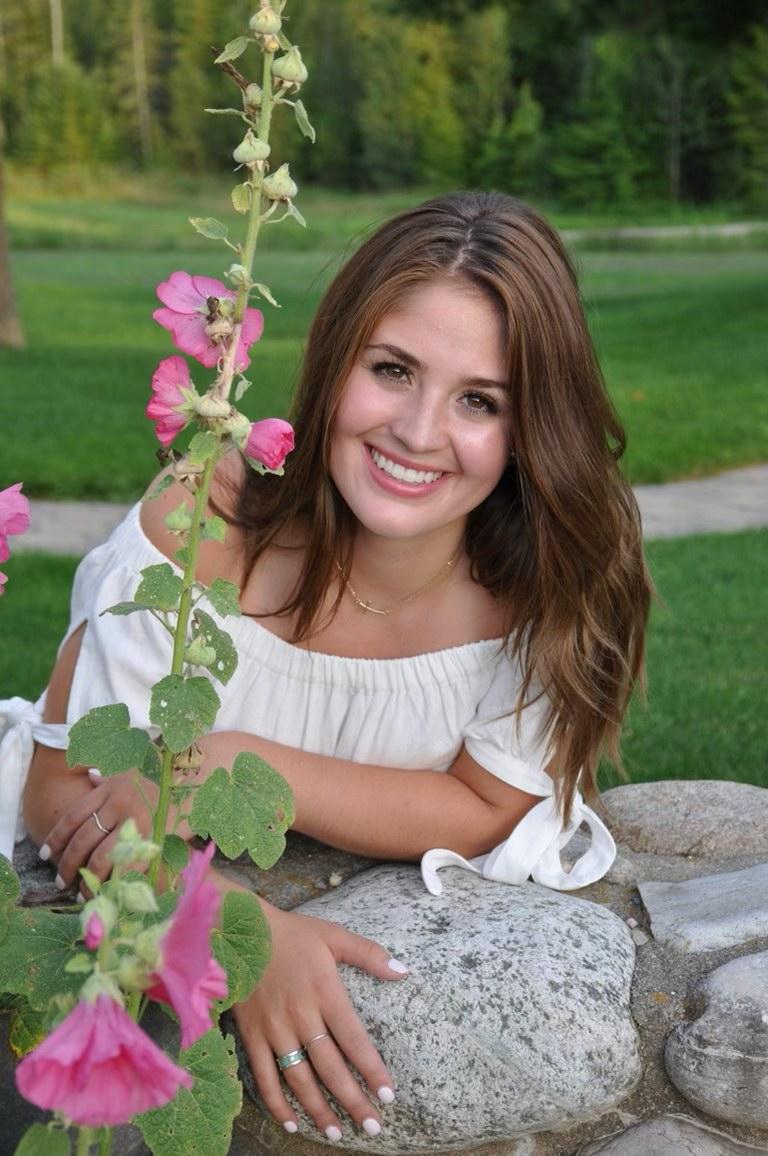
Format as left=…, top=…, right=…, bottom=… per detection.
left=225, top=191, right=653, bottom=823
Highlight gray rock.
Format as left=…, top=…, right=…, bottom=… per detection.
left=602, top=781, right=768, bottom=858
left=579, top=1113, right=768, bottom=1154
left=639, top=863, right=768, bottom=952
left=665, top=952, right=768, bottom=1128
left=238, top=864, right=641, bottom=1152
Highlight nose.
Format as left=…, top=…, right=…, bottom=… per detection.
left=389, top=389, right=447, bottom=454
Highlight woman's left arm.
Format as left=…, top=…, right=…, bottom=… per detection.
left=197, top=731, right=543, bottom=861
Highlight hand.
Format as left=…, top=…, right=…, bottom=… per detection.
left=233, top=905, right=407, bottom=1140
left=40, top=770, right=165, bottom=892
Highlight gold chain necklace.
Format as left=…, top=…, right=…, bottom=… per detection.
left=335, top=547, right=462, bottom=617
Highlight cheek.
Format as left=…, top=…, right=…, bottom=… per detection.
left=459, top=425, right=511, bottom=480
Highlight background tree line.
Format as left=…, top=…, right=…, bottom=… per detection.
left=0, top=0, right=767, bottom=209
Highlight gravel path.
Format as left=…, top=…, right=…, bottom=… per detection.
left=15, top=464, right=768, bottom=557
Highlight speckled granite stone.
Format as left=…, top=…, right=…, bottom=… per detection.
left=639, top=863, right=768, bottom=952
left=579, top=1113, right=768, bottom=1154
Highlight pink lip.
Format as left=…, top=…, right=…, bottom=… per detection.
left=364, top=445, right=450, bottom=498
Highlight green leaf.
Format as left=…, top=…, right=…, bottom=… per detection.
left=63, top=952, right=94, bottom=975
left=135, top=563, right=184, bottom=612
left=137, top=1030, right=241, bottom=1156
left=150, top=675, right=220, bottom=753
left=193, top=611, right=237, bottom=686
left=287, top=200, right=306, bottom=228
left=102, top=601, right=144, bottom=617
left=8, top=1000, right=48, bottom=1058
left=189, top=752, right=294, bottom=866
left=142, top=741, right=162, bottom=784
left=205, top=578, right=241, bottom=618
left=206, top=107, right=247, bottom=118
left=252, top=281, right=280, bottom=308
left=293, top=99, right=316, bottom=143
left=231, top=183, right=251, bottom=213
left=201, top=516, right=227, bottom=542
left=189, top=217, right=229, bottom=241
left=0, top=907, right=83, bottom=1010
left=175, top=546, right=191, bottom=569
left=233, top=376, right=251, bottom=402
left=67, top=704, right=153, bottom=777
left=212, top=891, right=271, bottom=1009
left=78, top=868, right=101, bottom=896
left=277, top=30, right=292, bottom=50
left=0, top=855, right=21, bottom=907
left=162, top=834, right=189, bottom=874
left=214, top=36, right=250, bottom=64
left=13, top=1123, right=71, bottom=1156
left=145, top=474, right=175, bottom=502
left=187, top=431, right=218, bottom=465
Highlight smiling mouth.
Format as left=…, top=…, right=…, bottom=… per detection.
left=368, top=447, right=445, bottom=485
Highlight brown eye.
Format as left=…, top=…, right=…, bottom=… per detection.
left=461, top=391, right=498, bottom=415
left=372, top=361, right=410, bottom=383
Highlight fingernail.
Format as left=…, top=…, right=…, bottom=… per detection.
left=87, top=767, right=102, bottom=780
left=363, top=1118, right=381, bottom=1137
left=325, top=1125, right=342, bottom=1142
left=377, top=1085, right=395, bottom=1105
left=387, top=957, right=408, bottom=974
left=55, top=874, right=66, bottom=890
left=38, top=844, right=51, bottom=862
left=283, top=1121, right=298, bottom=1133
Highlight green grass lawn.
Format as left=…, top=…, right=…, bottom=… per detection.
left=2, top=530, right=766, bottom=789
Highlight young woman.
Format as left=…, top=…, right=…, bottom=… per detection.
left=11, top=191, right=652, bottom=1140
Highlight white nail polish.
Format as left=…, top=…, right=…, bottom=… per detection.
left=363, top=1118, right=381, bottom=1136
left=283, top=1120, right=298, bottom=1133
left=387, top=957, right=408, bottom=974
left=87, top=767, right=102, bottom=780
left=55, top=874, right=66, bottom=890
left=325, top=1125, right=342, bottom=1142
left=38, top=844, right=51, bottom=862
left=377, top=1085, right=395, bottom=1105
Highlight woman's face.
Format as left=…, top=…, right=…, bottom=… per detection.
left=329, top=277, right=511, bottom=546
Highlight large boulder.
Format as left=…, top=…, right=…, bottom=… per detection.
left=579, top=1113, right=768, bottom=1155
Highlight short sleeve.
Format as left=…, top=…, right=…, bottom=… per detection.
left=420, top=649, right=617, bottom=895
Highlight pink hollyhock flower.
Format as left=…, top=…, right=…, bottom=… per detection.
left=83, top=913, right=105, bottom=951
left=146, top=842, right=227, bottom=1048
left=154, top=271, right=264, bottom=371
left=15, top=994, right=192, bottom=1126
left=0, top=483, right=30, bottom=595
left=244, top=418, right=295, bottom=471
left=146, top=355, right=197, bottom=447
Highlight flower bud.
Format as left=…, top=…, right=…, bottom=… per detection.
left=226, top=264, right=252, bottom=289
left=262, top=163, right=298, bottom=202
left=224, top=410, right=252, bottom=447
left=80, top=895, right=117, bottom=946
left=184, top=635, right=217, bottom=668
left=118, top=880, right=159, bottom=915
left=164, top=504, right=193, bottom=535
left=271, top=46, right=308, bottom=87
left=196, top=393, right=232, bottom=419
left=243, top=83, right=263, bottom=111
left=173, top=743, right=203, bottom=774
left=233, top=130, right=271, bottom=166
left=116, top=955, right=151, bottom=991
left=110, top=819, right=160, bottom=867
left=249, top=6, right=282, bottom=35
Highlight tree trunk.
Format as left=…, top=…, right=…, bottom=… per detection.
left=0, top=138, right=25, bottom=350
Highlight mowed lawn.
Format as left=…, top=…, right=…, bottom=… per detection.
left=2, top=529, right=766, bottom=788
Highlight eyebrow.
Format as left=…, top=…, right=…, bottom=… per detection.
left=366, top=343, right=508, bottom=392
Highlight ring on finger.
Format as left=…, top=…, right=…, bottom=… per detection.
left=305, top=1032, right=330, bottom=1047
left=91, top=811, right=112, bottom=835
left=275, top=1047, right=308, bottom=1071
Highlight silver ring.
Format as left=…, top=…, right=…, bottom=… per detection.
left=91, top=811, right=111, bottom=835
left=275, top=1047, right=308, bottom=1071
left=305, top=1032, right=329, bottom=1047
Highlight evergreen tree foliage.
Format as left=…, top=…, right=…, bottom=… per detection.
left=726, top=23, right=768, bottom=210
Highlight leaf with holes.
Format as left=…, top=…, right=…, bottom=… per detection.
left=205, top=578, right=241, bottom=618
left=134, top=564, right=184, bottom=612
left=150, top=675, right=219, bottom=753
left=67, top=704, right=154, bottom=777
left=189, top=753, right=293, bottom=866
left=137, top=1030, right=241, bottom=1156
left=212, top=891, right=271, bottom=1009
left=0, top=906, right=83, bottom=1010
left=193, top=611, right=237, bottom=685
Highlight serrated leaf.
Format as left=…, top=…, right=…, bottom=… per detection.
left=162, top=834, right=189, bottom=874
left=231, top=183, right=251, bottom=213
left=205, top=578, right=241, bottom=618
left=150, top=676, right=220, bottom=753
left=287, top=200, right=306, bottom=228
left=187, top=430, right=218, bottom=465
left=193, top=611, right=237, bottom=685
left=214, top=36, right=250, bottom=64
left=146, top=474, right=175, bottom=502
left=8, top=1001, right=48, bottom=1058
left=189, top=217, right=229, bottom=241
left=201, top=516, right=227, bottom=542
left=103, top=601, right=144, bottom=617
left=0, top=855, right=21, bottom=907
left=252, top=281, right=280, bottom=307
left=0, top=907, right=83, bottom=1010
left=67, top=704, right=153, bottom=777
left=134, top=563, right=184, bottom=612
left=212, top=891, right=270, bottom=1009
left=137, top=1030, right=241, bottom=1156
left=189, top=752, right=294, bottom=866
left=13, top=1123, right=71, bottom=1156
left=293, top=99, right=316, bottom=143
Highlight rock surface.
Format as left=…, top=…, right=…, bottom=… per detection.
left=579, top=1113, right=768, bottom=1154
left=639, top=863, right=768, bottom=952
left=665, top=952, right=768, bottom=1128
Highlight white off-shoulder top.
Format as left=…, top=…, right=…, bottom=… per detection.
left=0, top=502, right=616, bottom=890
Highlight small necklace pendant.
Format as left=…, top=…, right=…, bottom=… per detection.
left=361, top=601, right=388, bottom=616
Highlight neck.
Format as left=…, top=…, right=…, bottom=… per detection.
left=346, top=524, right=466, bottom=605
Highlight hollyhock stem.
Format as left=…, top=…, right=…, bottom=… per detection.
left=76, top=1127, right=96, bottom=1155
left=149, top=452, right=218, bottom=886
left=98, top=1129, right=113, bottom=1156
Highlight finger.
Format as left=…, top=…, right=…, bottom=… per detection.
left=328, top=924, right=409, bottom=982
left=41, top=781, right=104, bottom=864
left=303, top=1032, right=383, bottom=1136
left=55, top=817, right=109, bottom=890
left=323, top=981, right=396, bottom=1108
left=82, top=832, right=121, bottom=890
left=279, top=1051, right=344, bottom=1140
left=232, top=1007, right=300, bottom=1135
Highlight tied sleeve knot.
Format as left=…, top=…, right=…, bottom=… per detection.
left=0, top=696, right=69, bottom=860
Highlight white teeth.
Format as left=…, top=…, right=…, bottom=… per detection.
left=370, top=449, right=442, bottom=485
